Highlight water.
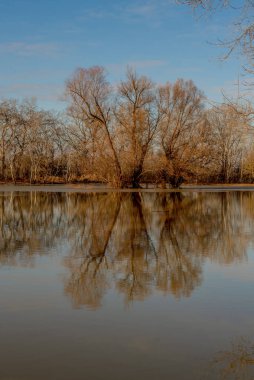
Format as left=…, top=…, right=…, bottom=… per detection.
left=1, top=190, right=254, bottom=380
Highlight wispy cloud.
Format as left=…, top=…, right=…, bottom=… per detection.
left=79, top=0, right=177, bottom=25
left=107, top=59, right=168, bottom=76
left=81, top=8, right=115, bottom=20
left=126, top=3, right=156, bottom=17
left=0, top=82, right=64, bottom=102
left=0, top=42, right=60, bottom=57
left=130, top=59, right=168, bottom=68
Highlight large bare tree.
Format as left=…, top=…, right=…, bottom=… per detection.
left=115, top=68, right=161, bottom=187
left=66, top=66, right=123, bottom=187
left=158, top=79, right=209, bottom=187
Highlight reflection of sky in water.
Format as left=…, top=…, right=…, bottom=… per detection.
left=1, top=191, right=254, bottom=380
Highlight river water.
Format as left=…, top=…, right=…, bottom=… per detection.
left=1, top=190, right=254, bottom=379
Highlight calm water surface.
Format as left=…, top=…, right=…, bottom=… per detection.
left=1, top=190, right=254, bottom=380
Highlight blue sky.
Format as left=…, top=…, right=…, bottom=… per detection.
left=0, top=0, right=244, bottom=110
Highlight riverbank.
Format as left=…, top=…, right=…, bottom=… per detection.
left=1, top=183, right=254, bottom=193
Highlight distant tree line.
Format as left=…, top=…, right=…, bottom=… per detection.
left=0, top=66, right=253, bottom=187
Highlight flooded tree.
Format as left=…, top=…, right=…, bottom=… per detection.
left=158, top=79, right=209, bottom=187
left=115, top=68, right=161, bottom=187
left=207, top=105, right=249, bottom=182
left=65, top=66, right=123, bottom=187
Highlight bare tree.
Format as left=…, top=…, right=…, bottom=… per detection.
left=115, top=68, right=161, bottom=187
left=0, top=100, right=17, bottom=179
left=158, top=79, right=209, bottom=187
left=66, top=66, right=123, bottom=187
left=0, top=99, right=65, bottom=183
left=207, top=104, right=249, bottom=182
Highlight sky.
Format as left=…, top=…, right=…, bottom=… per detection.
left=0, top=0, right=245, bottom=110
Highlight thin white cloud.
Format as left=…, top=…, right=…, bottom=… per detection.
left=108, top=59, right=168, bottom=72
left=79, top=0, right=177, bottom=25
left=79, top=8, right=116, bottom=21
left=0, top=82, right=64, bottom=102
left=127, top=59, right=168, bottom=69
left=0, top=42, right=60, bottom=57
left=127, top=3, right=156, bottom=17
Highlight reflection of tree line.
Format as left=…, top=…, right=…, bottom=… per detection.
left=0, top=191, right=253, bottom=306
left=0, top=192, right=68, bottom=266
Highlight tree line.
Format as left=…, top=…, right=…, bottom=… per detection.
left=0, top=66, right=253, bottom=187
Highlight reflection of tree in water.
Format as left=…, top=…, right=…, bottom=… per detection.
left=197, top=192, right=251, bottom=264
left=114, top=193, right=159, bottom=302
left=63, top=191, right=253, bottom=307
left=64, top=192, right=203, bottom=306
left=0, top=190, right=254, bottom=307
left=0, top=192, right=67, bottom=266
left=149, top=192, right=203, bottom=297
left=64, top=192, right=122, bottom=309
left=210, top=337, right=254, bottom=380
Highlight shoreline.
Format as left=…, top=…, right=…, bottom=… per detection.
left=1, top=183, right=254, bottom=193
